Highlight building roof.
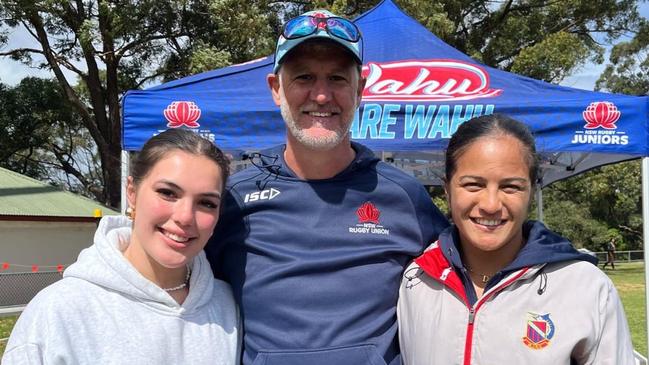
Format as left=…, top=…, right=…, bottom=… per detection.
left=0, top=167, right=118, bottom=218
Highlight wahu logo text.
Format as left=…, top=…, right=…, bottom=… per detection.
left=361, top=60, right=503, bottom=102
left=350, top=59, right=499, bottom=141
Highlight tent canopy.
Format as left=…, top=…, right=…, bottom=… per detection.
left=122, top=0, right=649, bottom=186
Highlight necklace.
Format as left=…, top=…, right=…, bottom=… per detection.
left=465, top=265, right=492, bottom=284
left=162, top=266, right=191, bottom=292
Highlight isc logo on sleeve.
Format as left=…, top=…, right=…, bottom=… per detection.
left=244, top=188, right=281, bottom=203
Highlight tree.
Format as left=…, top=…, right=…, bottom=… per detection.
left=596, top=18, right=649, bottom=95
left=294, top=0, right=642, bottom=83
left=0, top=77, right=104, bottom=197
left=0, top=0, right=642, bottom=208
left=0, top=0, right=276, bottom=208
left=540, top=160, right=642, bottom=250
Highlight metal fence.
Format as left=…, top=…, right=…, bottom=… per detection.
left=592, top=250, right=645, bottom=263
left=0, top=251, right=644, bottom=314
left=0, top=271, right=62, bottom=312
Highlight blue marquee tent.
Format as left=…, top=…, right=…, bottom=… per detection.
left=123, top=0, right=649, bottom=188
left=122, top=0, right=649, bottom=356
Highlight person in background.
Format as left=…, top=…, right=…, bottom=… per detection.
left=398, top=114, right=634, bottom=364
left=603, top=237, right=617, bottom=270
left=3, top=129, right=240, bottom=365
left=205, top=9, right=448, bottom=365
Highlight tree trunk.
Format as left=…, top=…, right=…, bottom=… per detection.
left=104, top=146, right=122, bottom=209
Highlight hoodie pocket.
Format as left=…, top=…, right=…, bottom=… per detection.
left=251, top=344, right=388, bottom=365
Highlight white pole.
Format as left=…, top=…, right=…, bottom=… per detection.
left=641, top=157, right=649, bottom=356
left=120, top=150, right=129, bottom=215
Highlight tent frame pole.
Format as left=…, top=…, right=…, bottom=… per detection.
left=642, top=157, right=649, bottom=357
left=120, top=150, right=129, bottom=214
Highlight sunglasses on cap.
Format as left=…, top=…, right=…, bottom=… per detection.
left=282, top=15, right=361, bottom=43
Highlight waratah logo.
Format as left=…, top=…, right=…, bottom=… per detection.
left=349, top=201, right=389, bottom=236
left=361, top=60, right=503, bottom=102
left=164, top=101, right=201, bottom=128
left=356, top=201, right=380, bottom=224
left=582, top=101, right=620, bottom=130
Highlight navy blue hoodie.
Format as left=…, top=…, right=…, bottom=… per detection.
left=435, top=221, right=598, bottom=306
left=206, top=142, right=449, bottom=365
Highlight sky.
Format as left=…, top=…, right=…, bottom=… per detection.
left=0, top=4, right=647, bottom=91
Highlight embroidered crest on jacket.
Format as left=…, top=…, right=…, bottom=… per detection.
left=522, top=312, right=555, bottom=349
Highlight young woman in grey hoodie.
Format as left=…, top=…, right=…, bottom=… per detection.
left=3, top=129, right=240, bottom=365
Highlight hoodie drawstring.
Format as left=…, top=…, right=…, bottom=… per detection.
left=245, top=152, right=281, bottom=190
left=404, top=267, right=425, bottom=289
left=536, top=270, right=548, bottom=295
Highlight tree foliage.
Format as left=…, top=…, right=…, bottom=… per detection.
left=0, top=0, right=644, bottom=211
left=596, top=18, right=649, bottom=95
left=0, top=0, right=277, bottom=208
left=0, top=78, right=103, bottom=197
left=540, top=160, right=642, bottom=251
left=293, top=0, right=641, bottom=83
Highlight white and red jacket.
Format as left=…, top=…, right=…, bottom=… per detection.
left=398, top=221, right=634, bottom=365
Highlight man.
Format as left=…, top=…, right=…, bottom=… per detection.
left=602, top=237, right=616, bottom=270
left=206, top=9, right=448, bottom=365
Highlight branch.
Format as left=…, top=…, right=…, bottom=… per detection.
left=129, top=70, right=170, bottom=91
left=115, top=33, right=187, bottom=60
left=50, top=144, right=90, bottom=190
left=618, top=225, right=642, bottom=237
left=23, top=11, right=105, bottom=150
left=494, top=0, right=514, bottom=27
left=0, top=47, right=44, bottom=56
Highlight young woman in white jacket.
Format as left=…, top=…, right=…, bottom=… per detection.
left=398, top=114, right=634, bottom=365
left=4, top=129, right=240, bottom=364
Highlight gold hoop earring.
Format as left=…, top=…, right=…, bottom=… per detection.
left=126, top=206, right=136, bottom=221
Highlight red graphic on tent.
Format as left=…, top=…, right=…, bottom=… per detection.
left=522, top=313, right=555, bottom=350
left=361, top=60, right=503, bottom=102
left=582, top=101, right=620, bottom=130
left=163, top=101, right=201, bottom=128
left=357, top=202, right=380, bottom=224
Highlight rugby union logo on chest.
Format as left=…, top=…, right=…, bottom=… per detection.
left=348, top=201, right=390, bottom=236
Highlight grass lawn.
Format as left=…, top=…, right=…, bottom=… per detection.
left=605, top=261, right=647, bottom=357
left=0, top=315, right=18, bottom=356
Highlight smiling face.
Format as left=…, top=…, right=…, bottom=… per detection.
left=126, top=150, right=223, bottom=270
left=268, top=41, right=365, bottom=151
left=446, top=134, right=532, bottom=259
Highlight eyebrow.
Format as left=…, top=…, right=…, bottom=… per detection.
left=158, top=180, right=222, bottom=199
left=458, top=176, right=529, bottom=184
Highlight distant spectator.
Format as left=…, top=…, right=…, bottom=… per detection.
left=603, top=237, right=617, bottom=270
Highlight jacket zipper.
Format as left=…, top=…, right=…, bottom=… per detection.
left=463, top=307, right=476, bottom=365
left=462, top=268, right=530, bottom=365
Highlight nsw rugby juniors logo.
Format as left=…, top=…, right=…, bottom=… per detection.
left=571, top=101, right=628, bottom=145
left=164, top=101, right=201, bottom=128
left=349, top=202, right=390, bottom=235
left=583, top=101, right=620, bottom=129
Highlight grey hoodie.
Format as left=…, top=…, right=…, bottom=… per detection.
left=3, top=215, right=240, bottom=365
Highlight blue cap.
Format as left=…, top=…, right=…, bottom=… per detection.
left=273, top=10, right=362, bottom=73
